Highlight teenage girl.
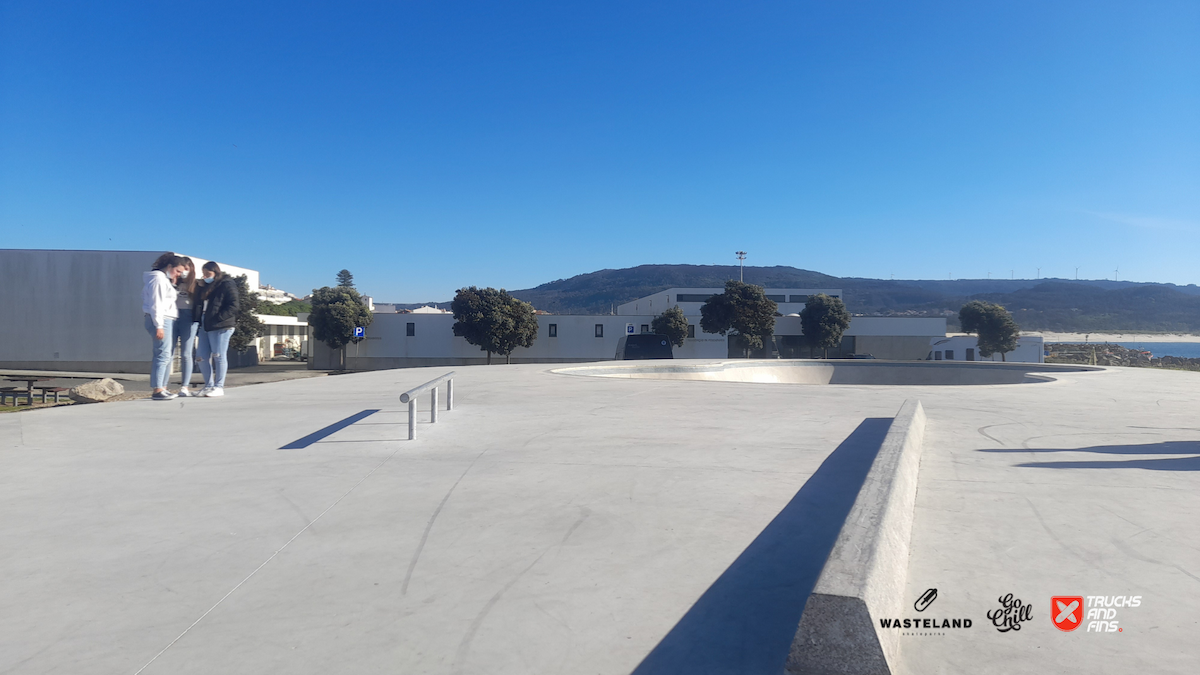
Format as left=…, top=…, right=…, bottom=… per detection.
left=195, top=261, right=240, bottom=397
left=142, top=252, right=188, bottom=400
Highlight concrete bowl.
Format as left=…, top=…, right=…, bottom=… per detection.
left=552, top=359, right=1101, bottom=385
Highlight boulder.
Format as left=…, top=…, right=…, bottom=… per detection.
left=68, top=378, right=125, bottom=403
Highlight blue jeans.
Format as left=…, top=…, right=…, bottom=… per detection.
left=172, top=309, right=199, bottom=387
left=198, top=327, right=234, bottom=389
left=144, top=314, right=176, bottom=390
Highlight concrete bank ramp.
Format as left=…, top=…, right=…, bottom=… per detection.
left=553, top=360, right=1098, bottom=386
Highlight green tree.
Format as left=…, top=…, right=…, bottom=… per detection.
left=336, top=269, right=355, bottom=288
left=959, top=300, right=1020, bottom=361
left=651, top=305, right=689, bottom=348
left=800, top=293, right=852, bottom=358
left=230, top=274, right=265, bottom=353
left=451, top=286, right=539, bottom=364
left=699, top=280, right=777, bottom=357
left=309, top=285, right=374, bottom=368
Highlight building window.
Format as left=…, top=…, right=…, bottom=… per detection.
left=406, top=322, right=415, bottom=337
left=945, top=350, right=954, bottom=360
left=548, top=323, right=557, bottom=338
left=640, top=324, right=649, bottom=334
left=789, top=294, right=809, bottom=303
left=687, top=324, right=695, bottom=338
left=934, top=351, right=943, bottom=360
left=675, top=293, right=714, bottom=302
left=966, top=348, right=975, bottom=361
left=765, top=294, right=786, bottom=302
left=595, top=324, right=604, bottom=338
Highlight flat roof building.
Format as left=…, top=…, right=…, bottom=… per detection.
left=616, top=288, right=843, bottom=316
left=0, top=249, right=259, bottom=372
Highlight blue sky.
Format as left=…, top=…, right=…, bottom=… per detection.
left=2, top=1, right=1197, bottom=301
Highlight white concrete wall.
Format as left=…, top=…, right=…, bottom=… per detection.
left=0, top=249, right=258, bottom=373
left=334, top=314, right=730, bottom=365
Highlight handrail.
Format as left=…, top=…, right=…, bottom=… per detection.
left=400, top=371, right=455, bottom=440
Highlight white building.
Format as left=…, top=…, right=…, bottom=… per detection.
left=256, top=314, right=309, bottom=360
left=308, top=288, right=947, bottom=369
left=928, top=335, right=1045, bottom=363
left=255, top=284, right=298, bottom=305
left=616, top=287, right=843, bottom=316
left=0, top=249, right=259, bottom=372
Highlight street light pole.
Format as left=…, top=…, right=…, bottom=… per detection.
left=736, top=251, right=747, bottom=282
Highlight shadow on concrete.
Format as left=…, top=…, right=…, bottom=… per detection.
left=630, top=418, right=893, bottom=675
left=280, top=409, right=380, bottom=449
left=981, top=441, right=1200, bottom=471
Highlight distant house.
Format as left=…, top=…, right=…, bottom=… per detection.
left=928, top=335, right=1045, bottom=363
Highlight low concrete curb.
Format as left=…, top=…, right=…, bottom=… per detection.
left=786, top=399, right=927, bottom=675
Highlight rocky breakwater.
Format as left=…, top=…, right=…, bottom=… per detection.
left=1047, top=344, right=1200, bottom=372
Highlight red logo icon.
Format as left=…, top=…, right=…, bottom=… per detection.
left=1052, top=596, right=1084, bottom=632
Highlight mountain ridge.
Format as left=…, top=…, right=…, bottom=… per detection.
left=387, top=264, right=1200, bottom=332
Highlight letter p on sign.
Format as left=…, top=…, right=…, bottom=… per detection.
left=354, top=326, right=365, bottom=338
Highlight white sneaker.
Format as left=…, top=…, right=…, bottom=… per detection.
left=197, top=387, right=213, bottom=397
left=177, top=387, right=194, bottom=397
left=204, top=387, right=225, bottom=397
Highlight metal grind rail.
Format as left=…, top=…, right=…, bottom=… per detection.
left=399, top=371, right=455, bottom=440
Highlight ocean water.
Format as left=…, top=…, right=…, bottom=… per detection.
left=1113, top=342, right=1200, bottom=359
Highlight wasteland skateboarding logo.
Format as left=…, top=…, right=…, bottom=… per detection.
left=878, top=589, right=973, bottom=636
left=1053, top=595, right=1141, bottom=633
left=986, top=593, right=1033, bottom=632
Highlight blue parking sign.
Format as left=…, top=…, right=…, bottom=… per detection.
left=354, top=326, right=365, bottom=338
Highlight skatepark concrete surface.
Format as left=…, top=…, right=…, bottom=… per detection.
left=0, top=360, right=1196, bottom=674
left=1, top=361, right=326, bottom=396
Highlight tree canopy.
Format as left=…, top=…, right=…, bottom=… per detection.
left=699, top=280, right=777, bottom=355
left=257, top=299, right=312, bottom=316
left=800, top=293, right=851, bottom=358
left=959, top=300, right=1020, bottom=360
left=651, top=305, right=689, bottom=348
left=451, top=286, right=538, bottom=364
left=230, top=274, right=265, bottom=352
left=336, top=269, right=355, bottom=288
left=309, top=285, right=374, bottom=352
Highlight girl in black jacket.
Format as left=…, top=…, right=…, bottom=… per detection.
left=195, top=261, right=240, bottom=397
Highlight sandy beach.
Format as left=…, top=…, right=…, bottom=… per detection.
left=1029, top=331, right=1200, bottom=343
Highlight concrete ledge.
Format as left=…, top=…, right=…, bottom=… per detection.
left=786, top=399, right=927, bottom=675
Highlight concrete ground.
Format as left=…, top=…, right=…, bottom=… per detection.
left=1, top=361, right=326, bottom=400
left=0, top=362, right=1196, bottom=674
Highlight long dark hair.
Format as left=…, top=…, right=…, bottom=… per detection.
left=177, top=257, right=197, bottom=295
left=201, top=261, right=224, bottom=282
left=151, top=251, right=177, bottom=271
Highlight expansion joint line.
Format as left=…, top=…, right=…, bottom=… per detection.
left=132, top=447, right=403, bottom=675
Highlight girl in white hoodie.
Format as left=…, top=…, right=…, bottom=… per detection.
left=142, top=253, right=188, bottom=400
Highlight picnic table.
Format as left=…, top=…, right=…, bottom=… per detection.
left=3, top=377, right=57, bottom=405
